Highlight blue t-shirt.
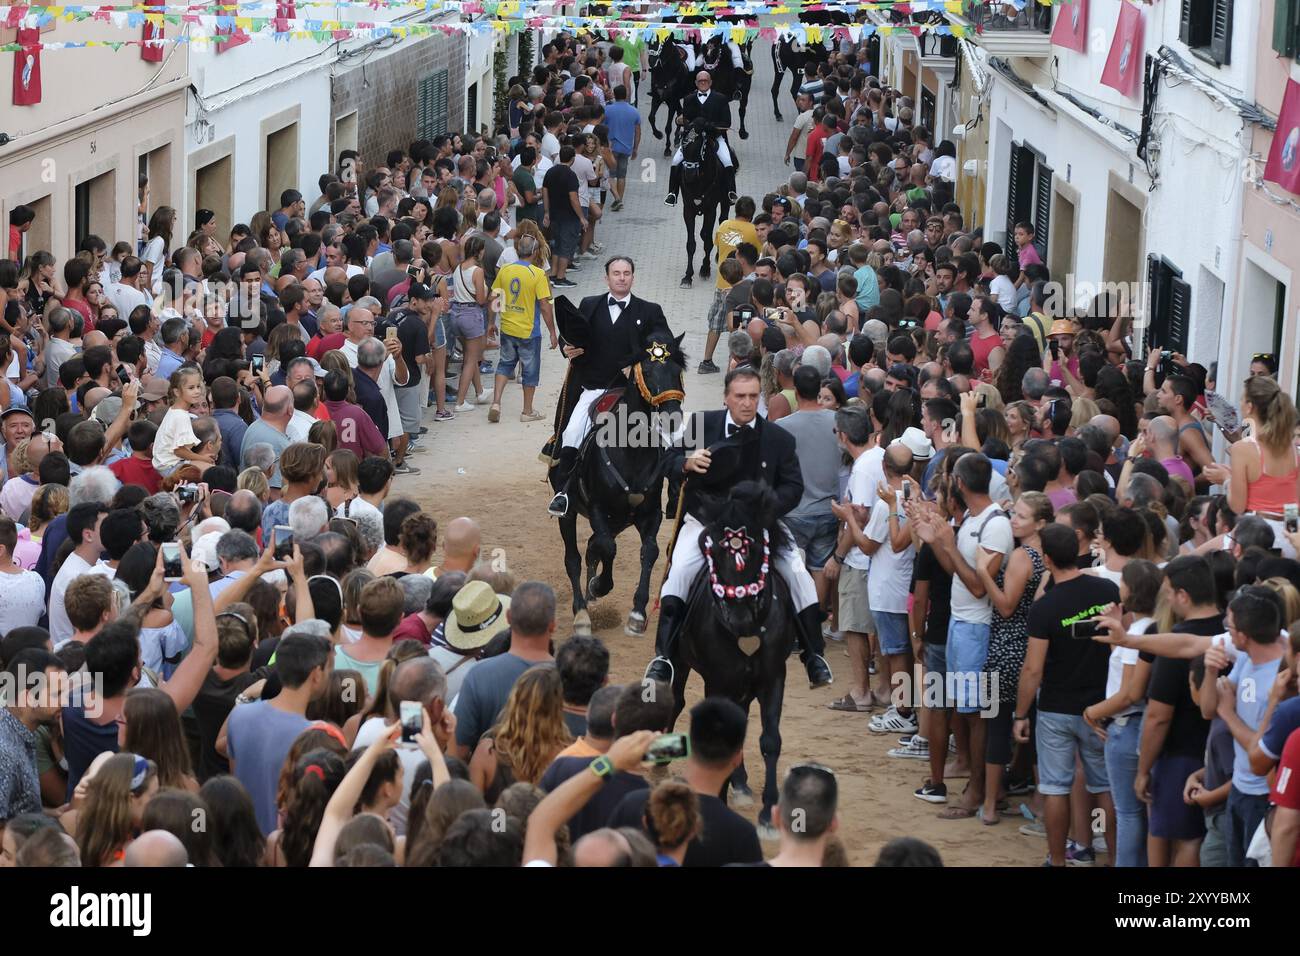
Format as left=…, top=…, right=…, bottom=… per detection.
left=853, top=265, right=880, bottom=312
left=1228, top=652, right=1284, bottom=795
left=1261, top=694, right=1300, bottom=761
left=227, top=701, right=311, bottom=834
left=604, top=101, right=641, bottom=156
left=452, top=652, right=538, bottom=752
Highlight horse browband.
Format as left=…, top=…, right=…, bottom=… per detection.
left=633, top=360, right=684, bottom=407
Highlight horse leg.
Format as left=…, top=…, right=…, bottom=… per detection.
left=698, top=206, right=715, bottom=279
left=681, top=207, right=696, bottom=287
left=770, top=49, right=784, bottom=121
left=584, top=509, right=616, bottom=602
left=788, top=69, right=801, bottom=108
left=664, top=103, right=676, bottom=156
left=626, top=504, right=661, bottom=637
left=755, top=668, right=786, bottom=841
left=560, top=511, right=591, bottom=634
left=738, top=83, right=750, bottom=140
left=728, top=690, right=756, bottom=809
left=649, top=92, right=662, bottom=139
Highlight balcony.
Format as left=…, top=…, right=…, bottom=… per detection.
left=949, top=1, right=1052, bottom=59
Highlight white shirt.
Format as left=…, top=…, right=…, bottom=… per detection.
left=1105, top=616, right=1153, bottom=704
left=541, top=131, right=561, bottom=163
left=929, top=154, right=957, bottom=182
left=606, top=295, right=631, bottom=323
left=49, top=555, right=114, bottom=646
left=989, top=274, right=1017, bottom=306
left=307, top=264, right=365, bottom=285
left=571, top=153, right=597, bottom=207
left=287, top=408, right=317, bottom=442
left=843, top=447, right=885, bottom=571
left=153, top=407, right=199, bottom=472
left=104, top=280, right=150, bottom=319
left=141, top=236, right=167, bottom=296
left=512, top=154, right=554, bottom=177
left=865, top=496, right=913, bottom=614
left=0, top=568, right=45, bottom=637
left=951, top=503, right=1012, bottom=625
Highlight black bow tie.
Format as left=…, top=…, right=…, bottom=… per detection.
left=608, top=297, right=625, bottom=311
left=727, top=423, right=747, bottom=437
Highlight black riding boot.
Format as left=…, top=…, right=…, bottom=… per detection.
left=722, top=164, right=739, bottom=204
left=793, top=604, right=833, bottom=689
left=645, top=596, right=686, bottom=683
left=664, top=163, right=682, bottom=206
left=547, top=447, right=578, bottom=517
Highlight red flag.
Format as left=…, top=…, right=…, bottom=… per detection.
left=12, top=27, right=40, bottom=106
left=141, top=0, right=164, bottom=62
left=1101, top=1, right=1143, bottom=98
left=1051, top=0, right=1087, bottom=53
left=216, top=1, right=249, bottom=52
left=274, top=0, right=295, bottom=32
left=1265, top=79, right=1300, bottom=196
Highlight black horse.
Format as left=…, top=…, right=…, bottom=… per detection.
left=677, top=118, right=731, bottom=289
left=699, top=35, right=753, bottom=140
left=558, top=331, right=687, bottom=639
left=667, top=481, right=793, bottom=838
left=769, top=26, right=834, bottom=121
left=648, top=38, right=691, bottom=156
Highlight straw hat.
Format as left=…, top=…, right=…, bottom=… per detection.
left=444, top=581, right=512, bottom=651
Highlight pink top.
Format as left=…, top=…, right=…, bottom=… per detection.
left=1161, top=456, right=1195, bottom=488
left=924, top=310, right=943, bottom=332
left=1245, top=443, right=1300, bottom=514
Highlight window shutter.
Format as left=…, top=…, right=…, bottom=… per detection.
left=1169, top=278, right=1192, bottom=355
left=1274, top=0, right=1298, bottom=57
left=1145, top=254, right=1161, bottom=352
left=1006, top=142, right=1021, bottom=243
left=416, top=75, right=433, bottom=140
left=1181, top=0, right=1212, bottom=47
left=1209, top=0, right=1233, bottom=64
left=431, top=70, right=449, bottom=138
left=1033, top=163, right=1052, bottom=261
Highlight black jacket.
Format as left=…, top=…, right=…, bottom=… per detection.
left=669, top=410, right=803, bottom=521
left=681, top=89, right=733, bottom=132
left=573, top=293, right=672, bottom=390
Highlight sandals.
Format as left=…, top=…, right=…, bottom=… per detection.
left=937, top=805, right=978, bottom=820
left=975, top=807, right=1001, bottom=826
left=826, top=693, right=873, bottom=712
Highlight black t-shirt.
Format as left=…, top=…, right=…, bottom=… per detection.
left=378, top=308, right=429, bottom=390
left=538, top=756, right=647, bottom=841
left=606, top=788, right=763, bottom=867
left=563, top=710, right=587, bottom=738
left=1144, top=614, right=1222, bottom=760
left=542, top=165, right=581, bottom=223
left=62, top=704, right=120, bottom=801
left=1026, top=574, right=1120, bottom=715
left=912, top=544, right=951, bottom=645
left=193, top=668, right=269, bottom=782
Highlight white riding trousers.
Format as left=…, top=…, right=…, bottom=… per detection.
left=661, top=514, right=819, bottom=609
left=671, top=138, right=732, bottom=167
left=561, top=387, right=604, bottom=449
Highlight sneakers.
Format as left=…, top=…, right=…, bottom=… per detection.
left=478, top=361, right=495, bottom=375
left=434, top=409, right=456, bottom=422
left=1065, top=841, right=1095, bottom=867
left=393, top=463, right=421, bottom=475
left=869, top=707, right=918, bottom=735
left=887, top=735, right=929, bottom=759
left=488, top=405, right=501, bottom=423
left=697, top=359, right=720, bottom=374
left=475, top=392, right=491, bottom=405
left=520, top=410, right=546, bottom=422
left=455, top=401, right=476, bottom=412
left=1006, top=777, right=1035, bottom=796
left=552, top=277, right=577, bottom=288
left=611, top=199, right=623, bottom=212
left=1018, top=819, right=1046, bottom=838
left=567, top=261, right=581, bottom=272
left=577, top=250, right=597, bottom=260
left=1091, top=834, right=1108, bottom=854
left=913, top=780, right=948, bottom=804
left=590, top=241, right=604, bottom=253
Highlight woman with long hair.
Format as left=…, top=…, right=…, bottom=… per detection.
left=121, top=687, right=198, bottom=792
left=142, top=205, right=176, bottom=296
left=141, top=789, right=218, bottom=865
left=21, top=251, right=56, bottom=317
left=995, top=331, right=1043, bottom=405
left=469, top=665, right=571, bottom=801
left=342, top=639, right=428, bottom=743
left=324, top=448, right=361, bottom=515
left=1005, top=400, right=1035, bottom=451
left=75, top=753, right=159, bottom=867
left=198, top=775, right=266, bottom=867
left=277, top=749, right=347, bottom=867
left=450, top=234, right=490, bottom=411
left=404, top=779, right=486, bottom=866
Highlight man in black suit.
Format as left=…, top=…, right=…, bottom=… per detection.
left=644, top=366, right=833, bottom=689
left=664, top=70, right=739, bottom=207
left=547, top=255, right=673, bottom=516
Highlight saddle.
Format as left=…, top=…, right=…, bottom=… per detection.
left=589, top=388, right=624, bottom=421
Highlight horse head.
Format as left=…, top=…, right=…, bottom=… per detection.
left=680, top=119, right=716, bottom=185
left=696, top=480, right=790, bottom=638
left=631, top=330, right=687, bottom=446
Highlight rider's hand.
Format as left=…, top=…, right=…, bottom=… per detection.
left=685, top=448, right=712, bottom=475
left=563, top=345, right=585, bottom=359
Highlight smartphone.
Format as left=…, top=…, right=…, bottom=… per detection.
left=1069, top=619, right=1102, bottom=640
left=273, top=525, right=294, bottom=561
left=902, top=479, right=912, bottom=500
left=251, top=354, right=265, bottom=374
left=644, top=733, right=691, bottom=765
left=161, top=542, right=183, bottom=582
left=407, top=264, right=422, bottom=279
left=116, top=365, right=131, bottom=386
left=1049, top=339, right=1060, bottom=360
left=399, top=700, right=423, bottom=745
left=1287, top=503, right=1299, bottom=534
left=386, top=326, right=398, bottom=343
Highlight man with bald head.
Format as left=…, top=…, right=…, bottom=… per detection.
left=438, top=516, right=482, bottom=575
left=82, top=330, right=109, bottom=351
left=124, top=830, right=189, bottom=867
left=241, top=385, right=294, bottom=489
left=224, top=489, right=263, bottom=537
left=1142, top=414, right=1194, bottom=488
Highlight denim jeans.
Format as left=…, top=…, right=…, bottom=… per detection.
left=1227, top=786, right=1271, bottom=867
left=1103, top=715, right=1147, bottom=867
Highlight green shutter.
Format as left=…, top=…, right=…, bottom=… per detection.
left=1275, top=0, right=1298, bottom=57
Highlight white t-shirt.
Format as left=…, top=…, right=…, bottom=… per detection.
left=989, top=274, right=1017, bottom=306
left=843, top=447, right=885, bottom=571
left=353, top=715, right=424, bottom=836
left=571, top=153, right=597, bottom=208
left=791, top=110, right=816, bottom=160
left=951, top=503, right=1013, bottom=625
left=49, top=556, right=114, bottom=646
left=1105, top=616, right=1152, bottom=703
left=307, top=264, right=365, bottom=285
left=0, top=568, right=46, bottom=637
left=287, top=408, right=316, bottom=442
left=153, top=407, right=199, bottom=472
left=541, top=131, right=562, bottom=164
left=929, top=154, right=957, bottom=182
left=865, top=497, right=913, bottom=614
left=142, top=236, right=167, bottom=296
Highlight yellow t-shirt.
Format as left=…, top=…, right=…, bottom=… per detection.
left=713, top=218, right=759, bottom=289
left=492, top=260, right=552, bottom=340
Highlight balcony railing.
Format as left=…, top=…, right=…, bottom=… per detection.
left=964, top=1, right=1052, bottom=35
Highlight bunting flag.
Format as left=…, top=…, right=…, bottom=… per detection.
left=1049, top=0, right=1084, bottom=53
left=12, top=25, right=40, bottom=104
left=216, top=0, right=250, bottom=50
left=141, top=0, right=163, bottom=60
left=1265, top=79, right=1300, bottom=196
left=1100, top=0, right=1141, bottom=98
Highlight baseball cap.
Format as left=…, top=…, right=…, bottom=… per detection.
left=0, top=406, right=35, bottom=424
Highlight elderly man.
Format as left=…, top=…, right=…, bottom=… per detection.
left=241, top=385, right=294, bottom=489
left=355, top=334, right=416, bottom=475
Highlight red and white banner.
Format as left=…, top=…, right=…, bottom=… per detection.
left=12, top=26, right=41, bottom=105
left=1265, top=79, right=1300, bottom=196
left=1051, top=0, right=1088, bottom=53
left=1101, top=1, right=1143, bottom=98
left=141, top=0, right=164, bottom=62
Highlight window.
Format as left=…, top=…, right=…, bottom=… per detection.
left=1181, top=0, right=1232, bottom=66
left=265, top=123, right=299, bottom=212
left=74, top=171, right=116, bottom=253
left=920, top=86, right=936, bottom=133
left=1146, top=255, right=1191, bottom=355
left=1005, top=141, right=1050, bottom=260
left=467, top=81, right=478, bottom=135
left=1274, top=0, right=1300, bottom=57
left=417, top=70, right=449, bottom=141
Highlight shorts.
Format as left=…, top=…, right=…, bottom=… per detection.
left=836, top=566, right=874, bottom=635
left=946, top=619, right=991, bottom=714
left=784, top=513, right=838, bottom=571
left=1035, top=710, right=1109, bottom=797
left=395, top=383, right=423, bottom=433
left=433, top=312, right=451, bottom=350
left=551, top=217, right=581, bottom=260
left=874, top=611, right=910, bottom=656
left=924, top=643, right=952, bottom=708
left=496, top=333, right=542, bottom=388
left=614, top=153, right=631, bottom=179
left=985, top=707, right=1015, bottom=766
left=707, top=288, right=730, bottom=334
left=450, top=301, right=486, bottom=340
left=1149, top=754, right=1207, bottom=841
left=792, top=157, right=805, bottom=172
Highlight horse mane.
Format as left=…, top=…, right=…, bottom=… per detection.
left=698, top=480, right=791, bottom=555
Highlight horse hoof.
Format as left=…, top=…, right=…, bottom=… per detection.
left=573, top=609, right=592, bottom=636
left=652, top=129, right=662, bottom=140
left=699, top=263, right=711, bottom=279
left=756, top=822, right=780, bottom=842
left=739, top=129, right=749, bottom=140
left=680, top=276, right=693, bottom=288
left=774, top=111, right=783, bottom=122
left=729, top=786, right=754, bottom=810
left=624, top=611, right=647, bottom=637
